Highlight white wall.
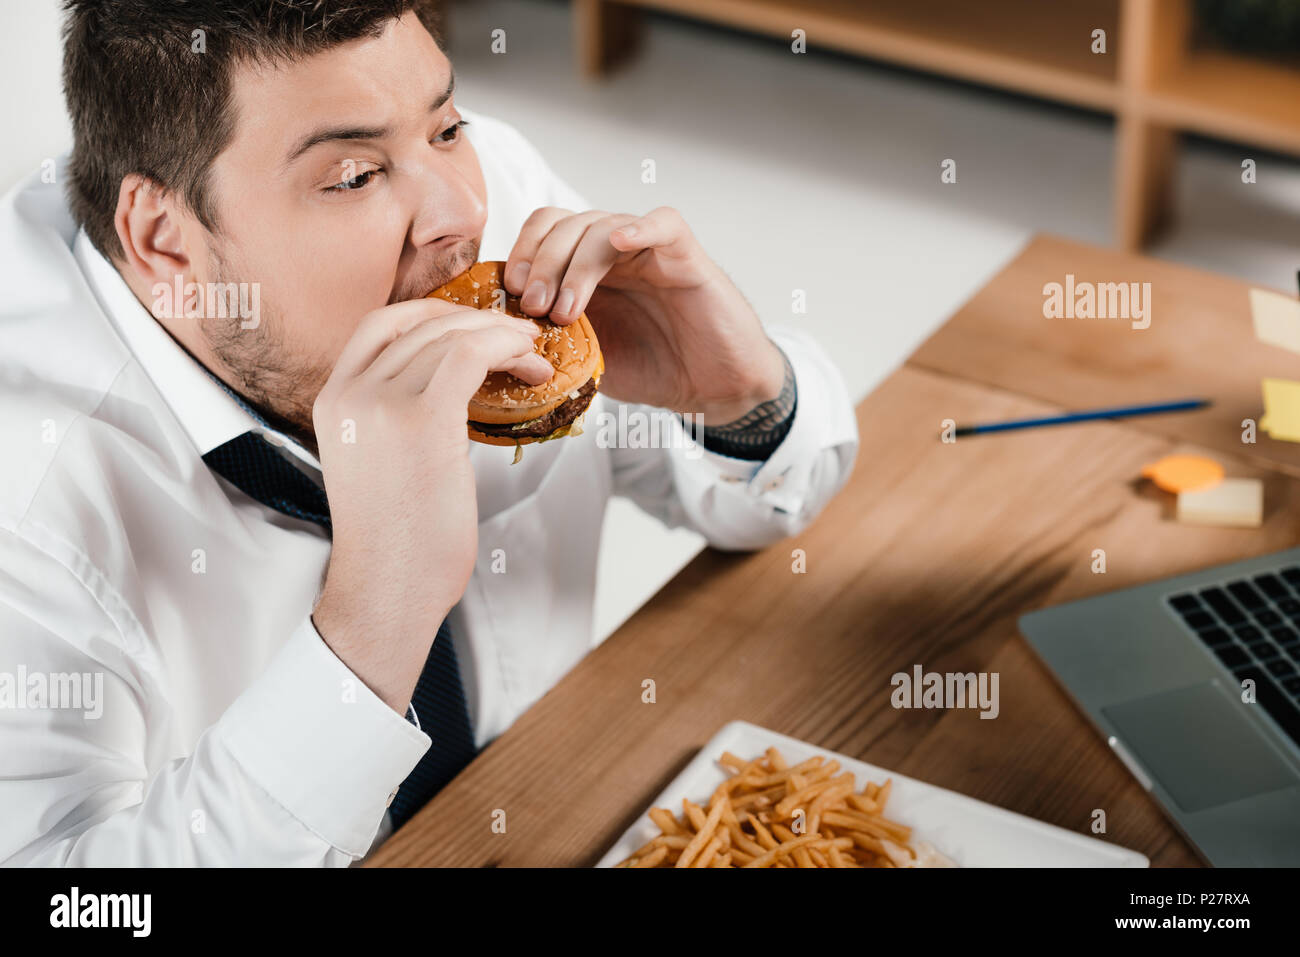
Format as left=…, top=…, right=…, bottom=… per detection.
left=0, top=3, right=71, bottom=191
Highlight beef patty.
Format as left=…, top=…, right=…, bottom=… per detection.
left=469, top=377, right=598, bottom=439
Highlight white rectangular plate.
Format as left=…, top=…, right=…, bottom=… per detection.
left=595, top=720, right=1148, bottom=867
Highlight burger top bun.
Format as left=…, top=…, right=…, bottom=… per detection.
left=426, top=261, right=603, bottom=425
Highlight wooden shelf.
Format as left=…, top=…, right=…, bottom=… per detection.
left=1146, top=50, right=1300, bottom=155
left=608, top=0, right=1121, bottom=111
left=574, top=0, right=1300, bottom=250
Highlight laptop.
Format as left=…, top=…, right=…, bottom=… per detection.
left=1020, top=547, right=1300, bottom=866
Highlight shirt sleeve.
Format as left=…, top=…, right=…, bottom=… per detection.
left=604, top=323, right=859, bottom=551
left=0, top=526, right=432, bottom=866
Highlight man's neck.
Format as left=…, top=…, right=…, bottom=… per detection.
left=115, top=255, right=321, bottom=459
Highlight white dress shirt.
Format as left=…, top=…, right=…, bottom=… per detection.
left=0, top=105, right=860, bottom=866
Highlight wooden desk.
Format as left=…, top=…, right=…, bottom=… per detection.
left=366, top=235, right=1299, bottom=867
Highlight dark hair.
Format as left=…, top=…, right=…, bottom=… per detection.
left=61, top=0, right=442, bottom=263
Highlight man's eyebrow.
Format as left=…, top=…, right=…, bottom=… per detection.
left=281, top=66, right=457, bottom=170
left=435, top=65, right=457, bottom=113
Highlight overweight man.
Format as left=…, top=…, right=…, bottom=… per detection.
left=0, top=0, right=859, bottom=865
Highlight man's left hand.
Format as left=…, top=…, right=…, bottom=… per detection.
left=503, top=205, right=786, bottom=425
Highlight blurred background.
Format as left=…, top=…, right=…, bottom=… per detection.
left=4, top=0, right=1298, bottom=642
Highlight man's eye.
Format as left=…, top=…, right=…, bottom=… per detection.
left=327, top=169, right=377, bottom=192
left=435, top=119, right=470, bottom=144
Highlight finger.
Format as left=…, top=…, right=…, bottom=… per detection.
left=503, top=206, right=574, bottom=295
left=495, top=352, right=556, bottom=387
left=366, top=310, right=539, bottom=381
left=396, top=326, right=554, bottom=400
left=330, top=297, right=482, bottom=383
left=515, top=210, right=611, bottom=318
left=608, top=205, right=694, bottom=259
left=548, top=213, right=639, bottom=324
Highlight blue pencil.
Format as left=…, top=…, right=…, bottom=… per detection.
left=953, top=398, right=1211, bottom=437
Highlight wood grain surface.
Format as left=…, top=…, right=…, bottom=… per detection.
left=365, top=235, right=1300, bottom=868
left=909, top=235, right=1300, bottom=476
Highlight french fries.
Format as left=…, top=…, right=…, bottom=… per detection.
left=615, top=747, right=952, bottom=868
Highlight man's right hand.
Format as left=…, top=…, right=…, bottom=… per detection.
left=309, top=298, right=553, bottom=715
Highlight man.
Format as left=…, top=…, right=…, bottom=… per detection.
left=0, top=0, right=859, bottom=865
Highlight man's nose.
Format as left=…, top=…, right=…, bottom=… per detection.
left=406, top=154, right=487, bottom=247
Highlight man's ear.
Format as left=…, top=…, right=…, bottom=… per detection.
left=114, top=174, right=193, bottom=286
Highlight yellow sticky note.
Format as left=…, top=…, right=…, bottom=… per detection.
left=1177, top=478, right=1263, bottom=528
left=1251, top=288, right=1300, bottom=354
left=1260, top=378, right=1300, bottom=442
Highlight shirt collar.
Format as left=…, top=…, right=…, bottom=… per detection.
left=72, top=228, right=323, bottom=471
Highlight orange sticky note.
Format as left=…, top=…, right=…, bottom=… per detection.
left=1140, top=455, right=1224, bottom=493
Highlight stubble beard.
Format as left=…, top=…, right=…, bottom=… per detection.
left=202, top=241, right=330, bottom=454
left=201, top=236, right=482, bottom=455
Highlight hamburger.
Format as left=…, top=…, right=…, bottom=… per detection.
left=426, top=261, right=603, bottom=463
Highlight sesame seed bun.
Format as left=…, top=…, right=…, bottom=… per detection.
left=426, top=261, right=603, bottom=447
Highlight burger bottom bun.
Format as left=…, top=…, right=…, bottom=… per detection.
left=466, top=425, right=546, bottom=447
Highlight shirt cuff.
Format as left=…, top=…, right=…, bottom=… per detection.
left=215, top=615, right=432, bottom=858
left=676, top=328, right=841, bottom=511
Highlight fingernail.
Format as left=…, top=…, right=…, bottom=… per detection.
left=522, top=279, right=547, bottom=310
left=619, top=224, right=638, bottom=238
left=513, top=318, right=540, bottom=335
left=507, top=260, right=530, bottom=292
left=554, top=288, right=575, bottom=317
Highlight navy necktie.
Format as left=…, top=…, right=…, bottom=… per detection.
left=202, top=431, right=478, bottom=830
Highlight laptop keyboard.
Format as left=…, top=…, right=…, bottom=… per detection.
left=1168, top=565, right=1300, bottom=749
